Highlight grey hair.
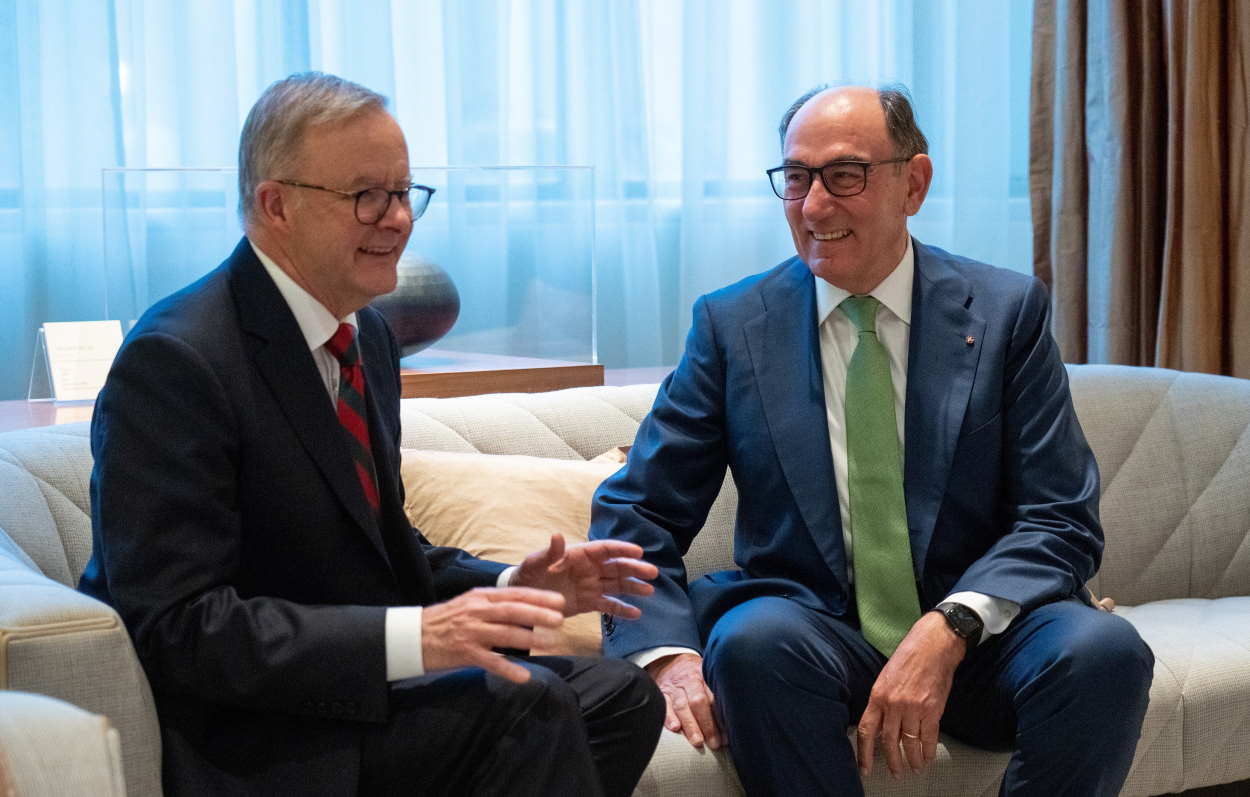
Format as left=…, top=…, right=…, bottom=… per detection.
left=238, top=71, right=389, bottom=223
left=777, top=82, right=929, bottom=158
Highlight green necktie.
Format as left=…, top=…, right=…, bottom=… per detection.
left=840, top=295, right=922, bottom=657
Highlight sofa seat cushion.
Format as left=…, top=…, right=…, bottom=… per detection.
left=1117, top=598, right=1250, bottom=793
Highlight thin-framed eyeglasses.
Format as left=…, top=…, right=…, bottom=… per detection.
left=275, top=179, right=435, bottom=224
left=765, top=157, right=912, bottom=200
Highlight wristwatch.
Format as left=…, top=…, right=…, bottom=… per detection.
left=934, top=601, right=984, bottom=645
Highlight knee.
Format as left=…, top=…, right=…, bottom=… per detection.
left=704, top=598, right=841, bottom=693
left=707, top=600, right=794, bottom=674
left=496, top=664, right=583, bottom=722
left=1069, top=615, right=1152, bottom=688
left=1038, top=611, right=1154, bottom=716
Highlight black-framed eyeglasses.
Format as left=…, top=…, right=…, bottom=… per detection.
left=275, top=179, right=435, bottom=224
left=765, top=157, right=912, bottom=200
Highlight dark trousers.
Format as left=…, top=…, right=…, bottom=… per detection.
left=702, top=596, right=1154, bottom=797
left=359, top=655, right=663, bottom=797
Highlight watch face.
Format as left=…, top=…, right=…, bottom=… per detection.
left=940, top=603, right=983, bottom=639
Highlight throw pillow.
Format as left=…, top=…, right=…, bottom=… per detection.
left=400, top=449, right=624, bottom=656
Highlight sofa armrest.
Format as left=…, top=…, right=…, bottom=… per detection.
left=0, top=550, right=162, bottom=797
left=0, top=691, right=127, bottom=797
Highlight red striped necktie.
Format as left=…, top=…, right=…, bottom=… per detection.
left=325, top=323, right=380, bottom=514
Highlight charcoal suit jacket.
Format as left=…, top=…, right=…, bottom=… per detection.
left=590, top=239, right=1103, bottom=658
left=79, top=238, right=506, bottom=795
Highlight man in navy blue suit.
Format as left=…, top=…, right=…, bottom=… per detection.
left=80, top=72, right=662, bottom=796
left=589, top=84, right=1154, bottom=795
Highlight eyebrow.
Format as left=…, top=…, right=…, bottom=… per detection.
left=345, top=177, right=413, bottom=191
left=781, top=156, right=872, bottom=167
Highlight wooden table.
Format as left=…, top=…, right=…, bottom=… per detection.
left=399, top=349, right=604, bottom=398
left=0, top=353, right=605, bottom=433
left=0, top=400, right=95, bottom=434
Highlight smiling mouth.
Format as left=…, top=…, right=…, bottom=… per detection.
left=812, top=230, right=851, bottom=241
left=358, top=245, right=396, bottom=256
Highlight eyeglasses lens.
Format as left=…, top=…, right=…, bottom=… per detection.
left=824, top=165, right=866, bottom=195
left=772, top=168, right=810, bottom=200
left=355, top=188, right=395, bottom=224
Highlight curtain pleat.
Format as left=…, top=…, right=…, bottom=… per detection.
left=1031, top=0, right=1090, bottom=362
left=1230, top=2, right=1250, bottom=377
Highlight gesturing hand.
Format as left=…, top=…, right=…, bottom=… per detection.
left=422, top=587, right=566, bottom=684
left=513, top=534, right=658, bottom=619
left=647, top=653, right=723, bottom=750
left=856, top=611, right=966, bottom=779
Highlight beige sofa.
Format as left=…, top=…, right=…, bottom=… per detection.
left=0, top=691, right=128, bottom=797
left=1, top=364, right=1248, bottom=796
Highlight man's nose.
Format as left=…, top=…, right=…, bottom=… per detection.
left=377, top=194, right=413, bottom=231
left=802, top=175, right=838, bottom=219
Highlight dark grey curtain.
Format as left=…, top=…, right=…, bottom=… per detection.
left=1031, top=0, right=1250, bottom=377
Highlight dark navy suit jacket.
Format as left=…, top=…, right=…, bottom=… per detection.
left=79, top=239, right=505, bottom=795
left=590, top=239, right=1102, bottom=658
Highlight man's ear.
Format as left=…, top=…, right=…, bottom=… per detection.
left=254, top=181, right=293, bottom=230
left=904, top=154, right=933, bottom=216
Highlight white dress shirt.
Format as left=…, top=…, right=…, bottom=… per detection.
left=253, top=242, right=512, bottom=682
left=632, top=239, right=1018, bottom=669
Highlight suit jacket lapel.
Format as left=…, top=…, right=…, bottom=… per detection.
left=227, top=240, right=390, bottom=562
left=903, top=240, right=985, bottom=576
left=744, top=260, right=850, bottom=592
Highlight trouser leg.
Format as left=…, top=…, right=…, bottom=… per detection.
left=359, top=659, right=597, bottom=796
left=702, top=596, right=885, bottom=797
left=941, top=598, right=1154, bottom=797
left=529, top=655, right=665, bottom=797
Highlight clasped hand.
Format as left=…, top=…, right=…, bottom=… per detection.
left=423, top=534, right=657, bottom=684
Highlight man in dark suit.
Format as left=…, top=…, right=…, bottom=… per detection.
left=588, top=84, right=1154, bottom=795
left=79, top=72, right=663, bottom=796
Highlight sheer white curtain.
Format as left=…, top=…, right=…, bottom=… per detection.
left=0, top=0, right=1032, bottom=399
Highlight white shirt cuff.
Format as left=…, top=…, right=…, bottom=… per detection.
left=629, top=646, right=700, bottom=670
left=943, top=591, right=1021, bottom=644
left=387, top=570, right=513, bottom=682
left=498, top=566, right=518, bottom=587
left=385, top=606, right=425, bottom=681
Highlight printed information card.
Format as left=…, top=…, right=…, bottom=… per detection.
left=42, top=320, right=124, bottom=402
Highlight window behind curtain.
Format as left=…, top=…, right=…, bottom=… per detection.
left=0, top=0, right=1032, bottom=400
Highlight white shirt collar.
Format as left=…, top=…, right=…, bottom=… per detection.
left=814, top=236, right=914, bottom=328
left=250, top=239, right=357, bottom=351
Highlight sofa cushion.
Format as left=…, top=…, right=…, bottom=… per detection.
left=0, top=546, right=163, bottom=797
left=1117, top=598, right=1250, bottom=792
left=0, top=524, right=41, bottom=573
left=0, top=424, right=94, bottom=586
left=400, top=448, right=623, bottom=655
left=0, top=691, right=127, bottom=797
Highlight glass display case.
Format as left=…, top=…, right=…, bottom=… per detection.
left=101, top=166, right=598, bottom=384
left=404, top=165, right=595, bottom=366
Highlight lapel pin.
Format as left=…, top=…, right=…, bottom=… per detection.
left=965, top=335, right=976, bottom=346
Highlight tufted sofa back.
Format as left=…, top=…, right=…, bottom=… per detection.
left=0, top=425, right=94, bottom=588
left=396, top=382, right=741, bottom=582
left=1069, top=366, right=1250, bottom=605
left=1, top=365, right=1247, bottom=607
left=394, top=365, right=1250, bottom=606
